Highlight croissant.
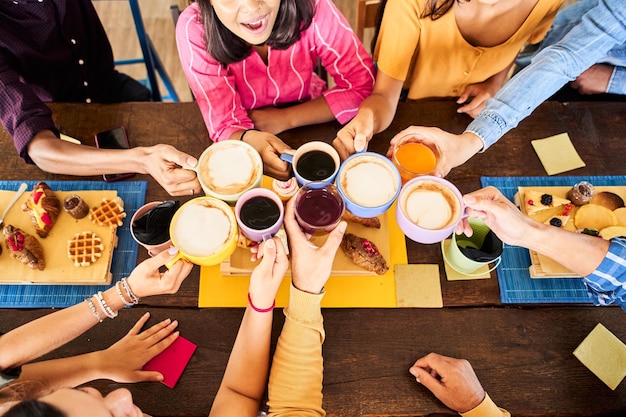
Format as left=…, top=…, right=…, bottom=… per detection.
left=3, top=225, right=45, bottom=270
left=22, top=182, right=60, bottom=238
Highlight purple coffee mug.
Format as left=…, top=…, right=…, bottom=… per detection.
left=396, top=176, right=465, bottom=244
left=235, top=188, right=284, bottom=242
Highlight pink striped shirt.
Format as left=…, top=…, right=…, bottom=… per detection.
left=176, top=0, right=375, bottom=142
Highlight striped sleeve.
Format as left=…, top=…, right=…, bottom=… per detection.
left=583, top=237, right=626, bottom=310
left=311, top=0, right=375, bottom=123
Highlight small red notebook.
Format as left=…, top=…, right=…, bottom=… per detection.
left=142, top=335, right=197, bottom=388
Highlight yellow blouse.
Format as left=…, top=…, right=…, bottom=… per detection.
left=375, top=0, right=564, bottom=99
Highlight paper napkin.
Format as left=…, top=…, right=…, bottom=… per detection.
left=573, top=323, right=626, bottom=390
left=531, top=133, right=586, bottom=175
left=394, top=264, right=443, bottom=307
left=143, top=335, right=197, bottom=389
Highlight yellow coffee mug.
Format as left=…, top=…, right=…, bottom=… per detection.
left=165, top=197, right=238, bottom=268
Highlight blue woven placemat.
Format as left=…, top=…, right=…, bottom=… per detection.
left=481, top=175, right=626, bottom=305
left=0, top=180, right=147, bottom=308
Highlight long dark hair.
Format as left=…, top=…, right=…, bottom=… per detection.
left=421, top=0, right=467, bottom=20
left=2, top=400, right=65, bottom=417
left=195, top=0, right=316, bottom=65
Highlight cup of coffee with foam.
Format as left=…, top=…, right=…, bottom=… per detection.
left=235, top=188, right=284, bottom=242
left=336, top=152, right=401, bottom=218
left=294, top=181, right=345, bottom=234
left=193, top=141, right=263, bottom=204
left=280, top=141, right=340, bottom=186
left=166, top=197, right=238, bottom=267
left=396, top=176, right=464, bottom=244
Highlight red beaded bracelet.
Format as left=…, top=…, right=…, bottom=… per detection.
left=247, top=292, right=275, bottom=313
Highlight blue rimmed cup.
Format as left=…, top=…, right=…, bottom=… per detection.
left=335, top=152, right=401, bottom=218
left=280, top=141, right=340, bottom=187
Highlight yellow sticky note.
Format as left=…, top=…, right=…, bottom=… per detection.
left=394, top=264, right=443, bottom=308
left=531, top=133, right=586, bottom=175
left=573, top=323, right=626, bottom=390
left=442, top=239, right=492, bottom=280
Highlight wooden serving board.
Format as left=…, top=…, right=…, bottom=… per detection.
left=220, top=212, right=391, bottom=276
left=0, top=189, right=119, bottom=284
left=518, top=185, right=626, bottom=278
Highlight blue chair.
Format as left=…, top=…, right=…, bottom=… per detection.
left=113, top=0, right=180, bottom=102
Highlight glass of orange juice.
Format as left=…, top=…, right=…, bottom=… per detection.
left=392, top=134, right=441, bottom=183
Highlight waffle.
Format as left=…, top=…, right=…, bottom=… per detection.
left=89, top=197, right=126, bottom=228
left=67, top=231, right=104, bottom=267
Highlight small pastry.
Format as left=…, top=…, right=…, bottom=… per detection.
left=67, top=231, right=104, bottom=267
left=89, top=197, right=126, bottom=228
left=524, top=190, right=570, bottom=215
left=342, top=210, right=381, bottom=229
left=21, top=182, right=60, bottom=238
left=340, top=233, right=389, bottom=275
left=3, top=225, right=45, bottom=270
left=544, top=204, right=573, bottom=228
left=590, top=191, right=625, bottom=211
left=272, top=177, right=299, bottom=202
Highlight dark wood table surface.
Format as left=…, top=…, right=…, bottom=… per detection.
left=1, top=100, right=625, bottom=416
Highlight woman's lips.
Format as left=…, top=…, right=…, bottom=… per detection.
left=242, top=14, right=268, bottom=34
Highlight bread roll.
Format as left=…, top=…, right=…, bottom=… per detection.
left=590, top=191, right=625, bottom=211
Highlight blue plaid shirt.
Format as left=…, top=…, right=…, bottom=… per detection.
left=584, top=237, right=626, bottom=310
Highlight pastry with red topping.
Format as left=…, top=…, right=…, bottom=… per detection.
left=544, top=204, right=573, bottom=228
left=524, top=190, right=570, bottom=215
left=3, top=225, right=45, bottom=270
left=21, top=182, right=60, bottom=238
left=340, top=232, right=389, bottom=275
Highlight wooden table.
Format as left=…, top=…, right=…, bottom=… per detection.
left=1, top=100, right=625, bottom=416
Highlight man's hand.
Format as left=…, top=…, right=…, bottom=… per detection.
left=139, top=144, right=201, bottom=196
left=571, top=64, right=613, bottom=95
left=410, top=353, right=485, bottom=413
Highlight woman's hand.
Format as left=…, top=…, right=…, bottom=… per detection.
left=248, top=237, right=289, bottom=311
left=386, top=126, right=483, bottom=178
left=240, top=131, right=293, bottom=180
left=96, top=312, right=180, bottom=383
left=283, top=197, right=347, bottom=294
left=126, top=248, right=193, bottom=299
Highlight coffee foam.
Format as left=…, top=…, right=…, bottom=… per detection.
left=172, top=202, right=232, bottom=257
left=401, top=180, right=461, bottom=230
left=200, top=143, right=259, bottom=194
left=340, top=156, right=398, bottom=207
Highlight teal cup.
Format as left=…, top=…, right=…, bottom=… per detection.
left=442, top=218, right=503, bottom=276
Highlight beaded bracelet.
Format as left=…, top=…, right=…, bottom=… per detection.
left=115, top=281, right=134, bottom=306
left=86, top=298, right=103, bottom=323
left=247, top=292, right=275, bottom=313
left=240, top=128, right=259, bottom=141
left=120, top=278, right=140, bottom=305
left=94, top=291, right=118, bottom=319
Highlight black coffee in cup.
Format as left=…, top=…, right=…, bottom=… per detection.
left=296, top=150, right=336, bottom=182
left=239, top=196, right=281, bottom=230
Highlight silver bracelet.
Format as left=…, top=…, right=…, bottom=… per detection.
left=94, top=291, right=118, bottom=319
left=115, top=281, right=134, bottom=306
left=86, top=298, right=103, bottom=323
left=121, top=278, right=140, bottom=304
